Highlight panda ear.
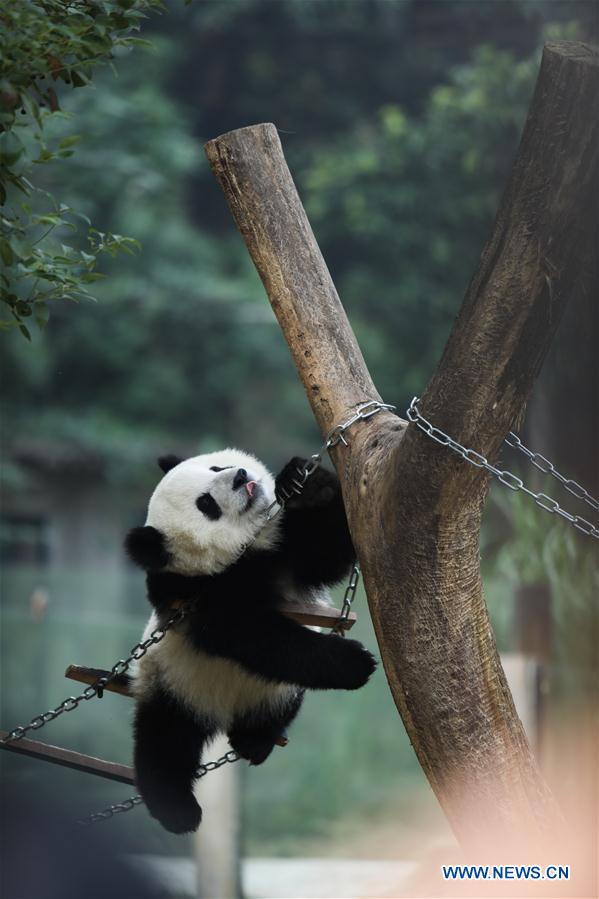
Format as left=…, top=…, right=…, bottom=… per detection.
left=158, top=454, right=183, bottom=474
left=125, top=526, right=170, bottom=570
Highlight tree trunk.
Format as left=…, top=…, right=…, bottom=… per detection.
left=205, top=41, right=598, bottom=849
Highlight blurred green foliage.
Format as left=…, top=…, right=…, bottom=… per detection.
left=487, top=490, right=599, bottom=697
left=0, top=0, right=159, bottom=338
left=4, top=1, right=591, bottom=480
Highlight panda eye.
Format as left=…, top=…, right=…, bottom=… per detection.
left=196, top=493, right=222, bottom=521
left=210, top=465, right=232, bottom=472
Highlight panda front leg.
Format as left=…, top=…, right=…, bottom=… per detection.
left=134, top=690, right=215, bottom=834
left=275, top=457, right=355, bottom=588
left=228, top=690, right=304, bottom=766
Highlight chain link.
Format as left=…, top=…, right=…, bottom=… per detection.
left=265, top=400, right=396, bottom=521
left=407, top=397, right=599, bottom=540
left=77, top=794, right=145, bottom=826
left=78, top=749, right=241, bottom=826
left=332, top=561, right=361, bottom=636
left=505, top=432, right=599, bottom=512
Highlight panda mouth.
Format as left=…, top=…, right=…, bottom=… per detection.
left=242, top=480, right=259, bottom=513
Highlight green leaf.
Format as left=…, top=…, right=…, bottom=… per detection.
left=122, top=37, right=153, bottom=48
left=0, top=239, right=15, bottom=266
left=58, top=135, right=82, bottom=150
left=34, top=148, right=56, bottom=164
left=34, top=302, right=50, bottom=330
left=0, top=131, right=25, bottom=166
left=33, top=214, right=62, bottom=225
left=80, top=272, right=105, bottom=283
left=15, top=301, right=33, bottom=317
left=0, top=290, right=18, bottom=307
left=70, top=71, right=90, bottom=88
left=79, top=250, right=96, bottom=264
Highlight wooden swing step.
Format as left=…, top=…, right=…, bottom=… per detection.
left=0, top=729, right=135, bottom=785
left=273, top=600, right=356, bottom=630
left=170, top=598, right=356, bottom=630
left=65, top=665, right=132, bottom=697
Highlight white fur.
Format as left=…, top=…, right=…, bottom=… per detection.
left=132, top=613, right=298, bottom=727
left=146, top=448, right=280, bottom=576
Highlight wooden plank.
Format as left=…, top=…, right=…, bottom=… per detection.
left=64, top=665, right=132, bottom=697
left=0, top=730, right=135, bottom=785
left=170, top=599, right=356, bottom=630
left=280, top=600, right=356, bottom=630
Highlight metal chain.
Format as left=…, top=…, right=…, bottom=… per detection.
left=265, top=400, right=396, bottom=521
left=78, top=794, right=145, bottom=826
left=407, top=397, right=599, bottom=540
left=504, top=432, right=599, bottom=512
left=78, top=750, right=240, bottom=826
left=332, top=561, right=361, bottom=636
left=2, top=607, right=187, bottom=744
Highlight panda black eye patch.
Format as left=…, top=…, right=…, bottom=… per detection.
left=210, top=466, right=233, bottom=472
left=196, top=493, right=222, bottom=520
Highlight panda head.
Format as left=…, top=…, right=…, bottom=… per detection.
left=125, top=448, right=278, bottom=576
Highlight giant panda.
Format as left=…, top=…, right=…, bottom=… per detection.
left=125, top=448, right=376, bottom=834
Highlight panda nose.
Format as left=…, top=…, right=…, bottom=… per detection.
left=233, top=468, right=248, bottom=490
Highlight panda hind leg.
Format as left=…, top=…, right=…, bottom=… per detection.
left=134, top=688, right=215, bottom=834
left=228, top=691, right=304, bottom=766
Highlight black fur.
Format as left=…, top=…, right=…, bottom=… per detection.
left=228, top=689, right=304, bottom=765
left=125, top=525, right=170, bottom=570
left=275, top=457, right=357, bottom=587
left=195, top=493, right=222, bottom=520
left=158, top=454, right=183, bottom=474
left=129, top=456, right=376, bottom=834
left=183, top=602, right=376, bottom=691
left=134, top=687, right=214, bottom=834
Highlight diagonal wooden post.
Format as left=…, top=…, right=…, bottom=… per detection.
left=205, top=41, right=598, bottom=849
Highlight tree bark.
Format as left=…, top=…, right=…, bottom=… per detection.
left=205, top=41, right=598, bottom=849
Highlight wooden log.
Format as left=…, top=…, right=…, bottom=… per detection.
left=0, top=729, right=135, bottom=784
left=205, top=42, right=598, bottom=849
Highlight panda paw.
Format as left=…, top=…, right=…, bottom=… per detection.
left=275, top=457, right=337, bottom=508
left=341, top=643, right=377, bottom=690
left=145, top=791, right=202, bottom=834
left=326, top=637, right=377, bottom=691
left=228, top=730, right=277, bottom=766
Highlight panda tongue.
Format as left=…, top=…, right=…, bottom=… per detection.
left=245, top=480, right=257, bottom=497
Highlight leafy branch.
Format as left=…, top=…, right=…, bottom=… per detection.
left=0, top=0, right=159, bottom=338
